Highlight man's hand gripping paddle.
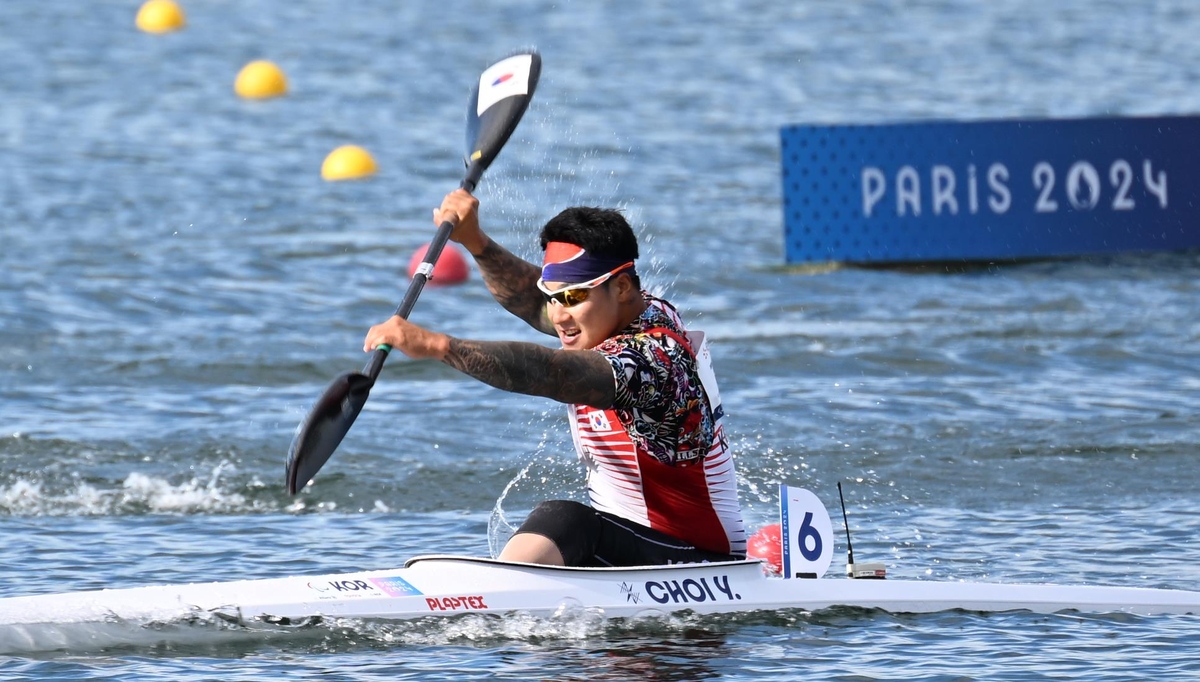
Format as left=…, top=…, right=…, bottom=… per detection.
left=285, top=52, right=541, bottom=495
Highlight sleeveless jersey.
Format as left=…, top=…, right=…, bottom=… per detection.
left=568, top=294, right=746, bottom=556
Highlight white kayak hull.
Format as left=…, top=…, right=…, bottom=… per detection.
left=3, top=556, right=1200, bottom=631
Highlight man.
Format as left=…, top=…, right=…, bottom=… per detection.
left=363, top=189, right=746, bottom=567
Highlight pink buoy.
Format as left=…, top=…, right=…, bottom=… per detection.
left=407, top=242, right=469, bottom=285
left=747, top=523, right=782, bottom=575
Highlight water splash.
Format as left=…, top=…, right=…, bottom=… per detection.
left=0, top=599, right=617, bottom=656
left=0, top=461, right=273, bottom=516
left=487, top=406, right=586, bottom=558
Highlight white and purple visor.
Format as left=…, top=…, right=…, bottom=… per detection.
left=537, top=241, right=635, bottom=292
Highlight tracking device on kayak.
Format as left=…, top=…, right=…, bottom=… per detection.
left=837, top=481, right=887, bottom=580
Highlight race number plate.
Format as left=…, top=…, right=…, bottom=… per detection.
left=779, top=485, right=834, bottom=579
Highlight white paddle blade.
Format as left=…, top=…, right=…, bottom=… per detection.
left=779, top=485, right=835, bottom=579
left=463, top=51, right=541, bottom=188
left=476, top=54, right=536, bottom=116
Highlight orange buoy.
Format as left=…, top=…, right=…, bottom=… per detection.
left=407, top=242, right=469, bottom=285
left=747, top=523, right=782, bottom=575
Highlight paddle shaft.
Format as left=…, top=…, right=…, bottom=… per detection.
left=283, top=52, right=540, bottom=495
left=362, top=166, right=485, bottom=381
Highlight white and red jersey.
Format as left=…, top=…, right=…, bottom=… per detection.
left=569, top=295, right=746, bottom=556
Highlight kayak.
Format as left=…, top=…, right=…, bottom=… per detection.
left=3, top=553, right=1199, bottom=633
left=4, top=484, right=1198, bottom=655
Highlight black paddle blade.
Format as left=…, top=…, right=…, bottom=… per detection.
left=285, top=371, right=375, bottom=495
left=464, top=52, right=541, bottom=186
left=283, top=53, right=541, bottom=496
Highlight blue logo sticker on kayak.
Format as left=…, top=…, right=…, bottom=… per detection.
left=370, top=575, right=423, bottom=597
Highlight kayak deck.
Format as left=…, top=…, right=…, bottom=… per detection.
left=3, top=555, right=1199, bottom=631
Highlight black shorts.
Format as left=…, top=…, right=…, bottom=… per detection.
left=515, top=500, right=743, bottom=567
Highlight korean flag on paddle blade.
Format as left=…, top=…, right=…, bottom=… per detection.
left=476, top=54, right=535, bottom=116
left=464, top=52, right=540, bottom=172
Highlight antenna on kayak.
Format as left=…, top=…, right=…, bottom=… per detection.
left=837, top=481, right=886, bottom=580
left=836, top=482, right=856, bottom=567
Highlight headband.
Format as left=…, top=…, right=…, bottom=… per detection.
left=540, top=241, right=636, bottom=286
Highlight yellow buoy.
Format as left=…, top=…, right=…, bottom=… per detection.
left=136, top=0, right=186, bottom=34
left=234, top=60, right=289, bottom=99
left=321, top=145, right=378, bottom=181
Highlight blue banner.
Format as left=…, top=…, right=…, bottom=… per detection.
left=781, top=116, right=1200, bottom=264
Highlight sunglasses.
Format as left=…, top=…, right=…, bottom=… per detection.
left=537, top=262, right=633, bottom=308
left=541, top=280, right=605, bottom=307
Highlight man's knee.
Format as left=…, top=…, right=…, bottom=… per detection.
left=514, top=500, right=598, bottom=566
left=498, top=532, right=565, bottom=565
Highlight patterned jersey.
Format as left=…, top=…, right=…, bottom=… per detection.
left=568, top=293, right=746, bottom=556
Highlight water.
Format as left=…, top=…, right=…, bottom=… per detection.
left=2, top=0, right=1200, bottom=679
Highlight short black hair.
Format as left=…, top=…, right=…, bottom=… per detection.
left=539, top=207, right=641, bottom=289
left=539, top=207, right=639, bottom=261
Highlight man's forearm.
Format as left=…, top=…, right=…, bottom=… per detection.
left=443, top=338, right=615, bottom=408
left=472, top=237, right=554, bottom=335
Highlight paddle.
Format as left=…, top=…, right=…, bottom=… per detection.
left=286, top=52, right=541, bottom=495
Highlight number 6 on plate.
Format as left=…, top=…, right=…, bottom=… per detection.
left=779, top=484, right=834, bottom=579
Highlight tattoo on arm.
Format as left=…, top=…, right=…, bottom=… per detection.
left=473, top=238, right=554, bottom=336
left=444, top=339, right=616, bottom=408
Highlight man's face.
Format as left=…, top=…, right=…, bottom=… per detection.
left=543, top=278, right=624, bottom=350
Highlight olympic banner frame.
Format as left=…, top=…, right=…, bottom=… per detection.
left=781, top=115, right=1200, bottom=264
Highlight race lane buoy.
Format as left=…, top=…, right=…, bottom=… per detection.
left=136, top=0, right=186, bottom=33
left=747, top=523, right=782, bottom=575
left=235, top=60, right=288, bottom=99
left=321, top=145, right=377, bottom=181
left=407, top=243, right=469, bottom=286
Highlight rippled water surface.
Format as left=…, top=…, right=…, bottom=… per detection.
left=2, top=1, right=1200, bottom=679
